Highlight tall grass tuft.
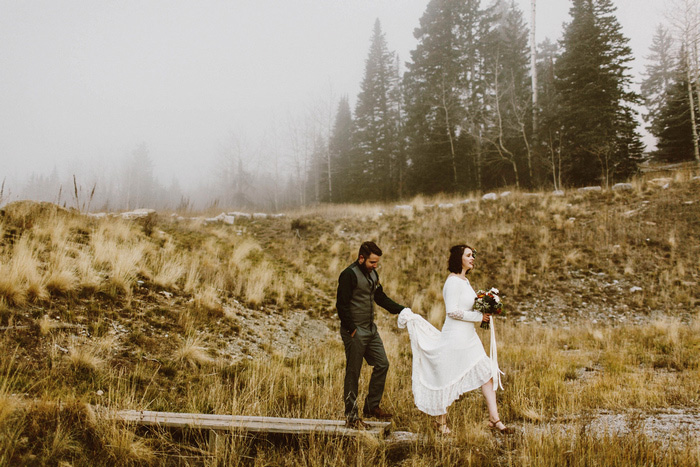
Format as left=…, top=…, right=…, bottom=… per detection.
left=106, top=243, right=147, bottom=296
left=174, top=336, right=214, bottom=368
left=193, top=284, right=222, bottom=313
left=68, top=343, right=105, bottom=373
left=244, top=261, right=274, bottom=305
left=99, top=423, right=156, bottom=465
left=44, top=249, right=78, bottom=295
left=8, top=235, right=48, bottom=302
left=151, top=252, right=186, bottom=290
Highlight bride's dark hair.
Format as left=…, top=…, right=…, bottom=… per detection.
left=448, top=244, right=475, bottom=274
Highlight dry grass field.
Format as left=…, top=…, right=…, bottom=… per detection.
left=0, top=168, right=699, bottom=465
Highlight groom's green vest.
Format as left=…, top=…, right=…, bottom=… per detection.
left=349, top=263, right=378, bottom=329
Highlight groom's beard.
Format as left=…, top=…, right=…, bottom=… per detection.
left=358, top=262, right=370, bottom=275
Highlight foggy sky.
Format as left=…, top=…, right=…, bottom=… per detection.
left=0, top=0, right=662, bottom=194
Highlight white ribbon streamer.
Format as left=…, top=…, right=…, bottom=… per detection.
left=490, top=317, right=505, bottom=390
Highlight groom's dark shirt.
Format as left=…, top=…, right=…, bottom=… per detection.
left=336, top=260, right=404, bottom=335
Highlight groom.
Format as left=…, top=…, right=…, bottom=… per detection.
left=336, top=241, right=406, bottom=429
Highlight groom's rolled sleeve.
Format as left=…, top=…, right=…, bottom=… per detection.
left=374, top=283, right=404, bottom=314
left=336, top=268, right=357, bottom=334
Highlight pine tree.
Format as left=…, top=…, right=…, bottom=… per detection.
left=641, top=25, right=676, bottom=137
left=653, top=49, right=700, bottom=162
left=329, top=96, right=355, bottom=203
left=403, top=0, right=484, bottom=195
left=555, top=0, right=643, bottom=187
left=307, top=135, right=327, bottom=204
left=354, top=19, right=403, bottom=201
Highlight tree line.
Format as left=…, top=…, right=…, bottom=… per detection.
left=8, top=0, right=700, bottom=212
left=311, top=0, right=700, bottom=204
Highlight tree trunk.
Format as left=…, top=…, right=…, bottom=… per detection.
left=530, top=0, right=538, bottom=184
left=327, top=92, right=334, bottom=203
left=475, top=123, right=483, bottom=191
left=693, top=39, right=700, bottom=167
left=441, top=78, right=459, bottom=190
left=686, top=59, right=700, bottom=165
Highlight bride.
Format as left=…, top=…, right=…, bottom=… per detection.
left=398, top=244, right=513, bottom=435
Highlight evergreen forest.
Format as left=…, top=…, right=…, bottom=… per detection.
left=313, top=0, right=700, bottom=204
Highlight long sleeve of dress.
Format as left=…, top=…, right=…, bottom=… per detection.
left=443, top=277, right=483, bottom=323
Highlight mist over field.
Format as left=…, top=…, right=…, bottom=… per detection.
left=2, top=0, right=690, bottom=214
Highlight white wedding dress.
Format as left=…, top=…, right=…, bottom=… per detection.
left=398, top=275, right=503, bottom=416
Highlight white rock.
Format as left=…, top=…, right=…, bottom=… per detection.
left=438, top=203, right=454, bottom=209
left=612, top=183, right=633, bottom=191
left=458, top=199, right=473, bottom=204
left=229, top=211, right=252, bottom=219
left=578, top=186, right=602, bottom=192
left=500, top=191, right=511, bottom=198
left=648, top=178, right=672, bottom=188
left=96, top=390, right=104, bottom=396
left=552, top=190, right=565, bottom=196
left=394, top=205, right=413, bottom=211
left=87, top=212, right=107, bottom=219
left=121, top=208, right=156, bottom=219
left=204, top=212, right=234, bottom=225
left=482, top=193, right=498, bottom=201
left=253, top=212, right=268, bottom=219
left=629, top=286, right=643, bottom=293
left=270, top=213, right=286, bottom=218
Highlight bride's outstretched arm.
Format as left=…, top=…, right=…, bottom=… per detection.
left=444, top=279, right=483, bottom=322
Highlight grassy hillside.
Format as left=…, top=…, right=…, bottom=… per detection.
left=0, top=168, right=698, bottom=465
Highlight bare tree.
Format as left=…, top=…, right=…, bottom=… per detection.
left=544, top=131, right=563, bottom=191
left=217, top=132, right=255, bottom=209
left=530, top=0, right=538, bottom=139
left=666, top=0, right=700, bottom=165
left=487, top=66, right=521, bottom=188
left=438, top=75, right=460, bottom=190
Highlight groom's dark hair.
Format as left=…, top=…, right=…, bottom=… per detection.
left=358, top=241, right=382, bottom=260
left=448, top=244, right=474, bottom=274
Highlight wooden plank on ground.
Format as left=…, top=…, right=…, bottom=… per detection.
left=105, top=409, right=391, bottom=438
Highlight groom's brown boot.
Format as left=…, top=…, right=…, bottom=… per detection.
left=363, top=406, right=392, bottom=420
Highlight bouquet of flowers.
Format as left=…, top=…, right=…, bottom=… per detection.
left=474, top=287, right=503, bottom=330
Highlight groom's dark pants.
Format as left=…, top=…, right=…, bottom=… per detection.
left=340, top=322, right=389, bottom=421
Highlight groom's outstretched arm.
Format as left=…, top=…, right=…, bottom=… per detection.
left=374, top=279, right=404, bottom=314
left=336, top=268, right=357, bottom=335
